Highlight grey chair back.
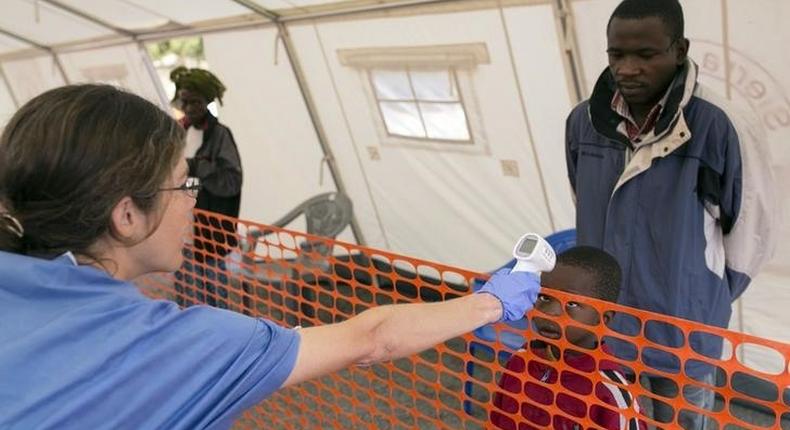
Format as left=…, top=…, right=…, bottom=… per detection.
left=243, top=192, right=353, bottom=277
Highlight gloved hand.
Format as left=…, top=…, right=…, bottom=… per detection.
left=476, top=269, right=540, bottom=321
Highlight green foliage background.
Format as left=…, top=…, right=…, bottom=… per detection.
left=147, top=37, right=204, bottom=62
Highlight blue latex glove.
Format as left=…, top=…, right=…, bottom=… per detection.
left=475, top=269, right=540, bottom=321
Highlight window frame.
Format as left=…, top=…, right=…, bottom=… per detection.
left=368, top=66, right=474, bottom=144
left=339, top=43, right=490, bottom=154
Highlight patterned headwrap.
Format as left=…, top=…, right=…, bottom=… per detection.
left=170, top=66, right=226, bottom=105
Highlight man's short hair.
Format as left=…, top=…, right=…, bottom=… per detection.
left=556, top=246, right=622, bottom=303
left=608, top=0, right=685, bottom=42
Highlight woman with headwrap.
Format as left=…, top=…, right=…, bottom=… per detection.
left=171, top=66, right=241, bottom=222
left=171, top=67, right=241, bottom=307
left=170, top=66, right=241, bottom=260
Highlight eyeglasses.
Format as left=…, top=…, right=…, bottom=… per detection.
left=159, top=177, right=201, bottom=198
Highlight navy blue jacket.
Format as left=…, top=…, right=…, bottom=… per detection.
left=566, top=60, right=776, bottom=368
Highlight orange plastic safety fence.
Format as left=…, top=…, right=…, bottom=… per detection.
left=137, top=210, right=790, bottom=430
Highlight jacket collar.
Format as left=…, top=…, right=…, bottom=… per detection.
left=589, top=58, right=698, bottom=145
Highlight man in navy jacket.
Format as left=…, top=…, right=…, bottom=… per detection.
left=565, top=0, right=777, bottom=428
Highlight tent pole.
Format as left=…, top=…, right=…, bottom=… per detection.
left=720, top=0, right=744, bottom=359
left=281, top=0, right=467, bottom=23
left=554, top=0, right=586, bottom=102
left=0, top=26, right=70, bottom=85
left=275, top=22, right=367, bottom=245
left=721, top=0, right=733, bottom=101
left=496, top=2, right=557, bottom=232
left=228, top=0, right=279, bottom=21
left=231, top=0, right=367, bottom=245
left=138, top=42, right=172, bottom=110
left=0, top=65, right=20, bottom=109
left=40, top=0, right=138, bottom=39
left=51, top=54, right=70, bottom=85
left=45, top=0, right=154, bottom=91
left=0, top=0, right=534, bottom=62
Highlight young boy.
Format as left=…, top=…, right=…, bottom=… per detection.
left=490, top=246, right=645, bottom=430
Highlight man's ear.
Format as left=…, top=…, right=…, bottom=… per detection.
left=109, top=196, right=145, bottom=241
left=602, top=310, right=615, bottom=325
left=676, top=38, right=690, bottom=65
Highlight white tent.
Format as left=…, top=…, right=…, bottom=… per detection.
left=1, top=0, right=788, bottom=370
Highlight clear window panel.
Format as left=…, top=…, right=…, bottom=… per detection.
left=420, top=102, right=470, bottom=141
left=411, top=70, right=458, bottom=102
left=371, top=70, right=413, bottom=101
left=379, top=101, right=426, bottom=138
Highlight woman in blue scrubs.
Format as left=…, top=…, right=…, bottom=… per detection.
left=0, top=84, right=539, bottom=430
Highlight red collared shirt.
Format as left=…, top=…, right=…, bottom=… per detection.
left=491, top=343, right=645, bottom=430
left=178, top=116, right=209, bottom=131
left=610, top=91, right=663, bottom=146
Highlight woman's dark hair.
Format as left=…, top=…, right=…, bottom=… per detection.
left=0, top=84, right=185, bottom=258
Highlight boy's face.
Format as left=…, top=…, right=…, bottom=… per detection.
left=532, top=264, right=612, bottom=349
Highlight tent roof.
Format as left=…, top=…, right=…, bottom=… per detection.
left=0, top=0, right=460, bottom=58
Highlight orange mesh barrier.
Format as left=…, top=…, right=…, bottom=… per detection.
left=138, top=210, right=790, bottom=430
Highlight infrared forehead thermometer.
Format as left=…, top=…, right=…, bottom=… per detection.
left=511, top=233, right=556, bottom=274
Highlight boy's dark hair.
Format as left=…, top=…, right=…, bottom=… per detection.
left=556, top=246, right=622, bottom=303
left=607, top=0, right=685, bottom=42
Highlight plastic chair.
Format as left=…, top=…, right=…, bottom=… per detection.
left=231, top=192, right=353, bottom=280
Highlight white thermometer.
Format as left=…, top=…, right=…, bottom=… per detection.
left=511, top=233, right=556, bottom=274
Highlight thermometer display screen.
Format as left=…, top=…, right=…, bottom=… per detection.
left=518, top=237, right=538, bottom=254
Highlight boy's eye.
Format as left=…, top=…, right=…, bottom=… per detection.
left=537, top=294, right=551, bottom=302
left=566, top=301, right=580, bottom=309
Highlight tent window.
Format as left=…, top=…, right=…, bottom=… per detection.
left=339, top=43, right=489, bottom=153
left=370, top=68, right=471, bottom=142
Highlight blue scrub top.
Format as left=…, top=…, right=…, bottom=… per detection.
left=0, top=251, right=300, bottom=430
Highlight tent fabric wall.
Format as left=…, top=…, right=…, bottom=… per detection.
left=0, top=45, right=165, bottom=124
left=201, top=28, right=350, bottom=241
left=287, top=4, right=571, bottom=271
left=66, top=0, right=254, bottom=27
left=2, top=0, right=112, bottom=47
left=0, top=0, right=787, bottom=368
left=502, top=4, right=575, bottom=230
left=699, top=0, right=790, bottom=365
left=1, top=55, right=67, bottom=106
left=57, top=44, right=165, bottom=107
